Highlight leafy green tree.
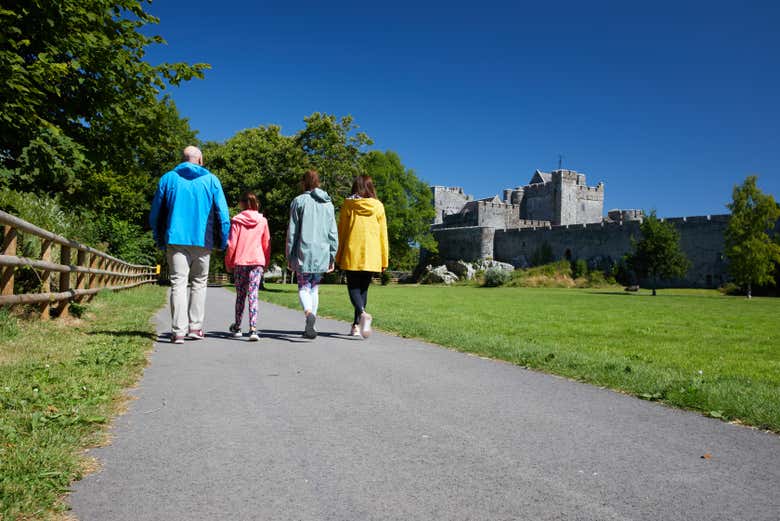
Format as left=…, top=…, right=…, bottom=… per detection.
left=724, top=176, right=780, bottom=298
left=0, top=1, right=208, bottom=168
left=626, top=211, right=690, bottom=295
left=362, top=150, right=436, bottom=269
left=295, top=113, right=372, bottom=208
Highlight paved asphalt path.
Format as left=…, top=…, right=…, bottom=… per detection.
left=70, top=287, right=780, bottom=521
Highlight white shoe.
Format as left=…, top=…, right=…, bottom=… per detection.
left=248, top=329, right=260, bottom=342
left=359, top=312, right=373, bottom=338
left=350, top=324, right=362, bottom=337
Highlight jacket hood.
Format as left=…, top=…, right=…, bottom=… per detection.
left=174, top=162, right=210, bottom=180
left=342, top=197, right=382, bottom=216
left=232, top=209, right=263, bottom=227
left=308, top=188, right=332, bottom=203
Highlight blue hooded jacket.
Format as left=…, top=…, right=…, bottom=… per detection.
left=149, top=162, right=231, bottom=250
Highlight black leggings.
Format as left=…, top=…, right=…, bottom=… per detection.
left=346, top=271, right=373, bottom=325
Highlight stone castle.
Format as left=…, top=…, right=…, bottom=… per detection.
left=431, top=169, right=742, bottom=288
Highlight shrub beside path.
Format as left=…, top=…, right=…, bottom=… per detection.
left=70, top=287, right=779, bottom=520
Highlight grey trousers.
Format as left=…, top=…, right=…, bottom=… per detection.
left=167, top=245, right=210, bottom=336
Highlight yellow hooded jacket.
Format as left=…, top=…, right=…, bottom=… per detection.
left=335, top=197, right=389, bottom=272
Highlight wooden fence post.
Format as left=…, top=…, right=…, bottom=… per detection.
left=1, top=225, right=16, bottom=297
left=87, top=254, right=99, bottom=301
left=56, top=245, right=72, bottom=317
left=39, top=240, right=52, bottom=319
left=75, top=250, right=88, bottom=302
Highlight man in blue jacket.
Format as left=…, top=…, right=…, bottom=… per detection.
left=149, top=146, right=231, bottom=344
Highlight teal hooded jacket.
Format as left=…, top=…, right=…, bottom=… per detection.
left=286, top=188, right=339, bottom=273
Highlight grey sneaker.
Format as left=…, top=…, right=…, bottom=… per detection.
left=359, top=312, right=373, bottom=339
left=229, top=323, right=242, bottom=338
left=350, top=324, right=362, bottom=337
left=248, top=329, right=260, bottom=342
left=304, top=314, right=317, bottom=339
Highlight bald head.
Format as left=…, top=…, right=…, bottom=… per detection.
left=182, top=146, right=203, bottom=165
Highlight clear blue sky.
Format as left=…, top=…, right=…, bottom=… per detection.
left=143, top=1, right=779, bottom=217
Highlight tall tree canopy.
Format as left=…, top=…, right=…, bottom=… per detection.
left=295, top=113, right=372, bottom=210
left=626, top=211, right=690, bottom=295
left=0, top=0, right=206, bottom=222
left=724, top=176, right=780, bottom=298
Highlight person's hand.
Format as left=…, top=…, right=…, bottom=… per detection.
left=225, top=267, right=233, bottom=274
left=327, top=263, right=335, bottom=273
left=287, top=262, right=293, bottom=272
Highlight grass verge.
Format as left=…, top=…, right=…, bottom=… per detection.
left=0, top=285, right=166, bottom=520
left=258, top=283, right=780, bottom=432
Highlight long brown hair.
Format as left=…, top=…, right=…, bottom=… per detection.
left=301, top=170, right=320, bottom=192
left=239, top=191, right=259, bottom=211
left=350, top=175, right=377, bottom=199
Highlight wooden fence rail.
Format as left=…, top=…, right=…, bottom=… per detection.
left=0, top=210, right=157, bottom=318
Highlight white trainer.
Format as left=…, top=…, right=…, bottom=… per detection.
left=359, top=312, right=373, bottom=338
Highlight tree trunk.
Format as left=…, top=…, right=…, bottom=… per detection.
left=652, top=275, right=657, bottom=296
left=747, top=282, right=752, bottom=299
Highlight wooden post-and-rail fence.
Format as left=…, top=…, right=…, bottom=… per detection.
left=0, top=210, right=158, bottom=318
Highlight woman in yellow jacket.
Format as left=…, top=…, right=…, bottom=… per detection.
left=335, top=175, right=389, bottom=338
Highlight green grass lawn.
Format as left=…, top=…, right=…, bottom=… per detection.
left=0, top=285, right=166, bottom=520
left=258, top=283, right=780, bottom=432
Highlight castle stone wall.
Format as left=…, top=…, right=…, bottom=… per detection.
left=433, top=226, right=495, bottom=262
left=522, top=182, right=556, bottom=222
left=476, top=202, right=522, bottom=229
left=493, top=215, right=732, bottom=288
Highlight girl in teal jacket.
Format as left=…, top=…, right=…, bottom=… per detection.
left=285, top=170, right=338, bottom=339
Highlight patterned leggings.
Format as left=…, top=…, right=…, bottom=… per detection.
left=234, top=265, right=263, bottom=329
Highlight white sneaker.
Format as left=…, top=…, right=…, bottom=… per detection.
left=359, top=312, right=373, bottom=338
left=248, top=329, right=260, bottom=342
left=350, top=324, right=362, bottom=337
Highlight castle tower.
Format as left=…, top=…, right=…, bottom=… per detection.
left=552, top=169, right=579, bottom=225
left=431, top=186, right=472, bottom=224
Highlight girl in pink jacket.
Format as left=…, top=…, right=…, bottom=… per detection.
left=225, top=192, right=271, bottom=341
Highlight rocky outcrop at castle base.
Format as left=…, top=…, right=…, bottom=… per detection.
left=421, top=265, right=459, bottom=285
left=445, top=260, right=475, bottom=280
left=421, top=260, right=515, bottom=284
left=474, top=259, right=514, bottom=272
